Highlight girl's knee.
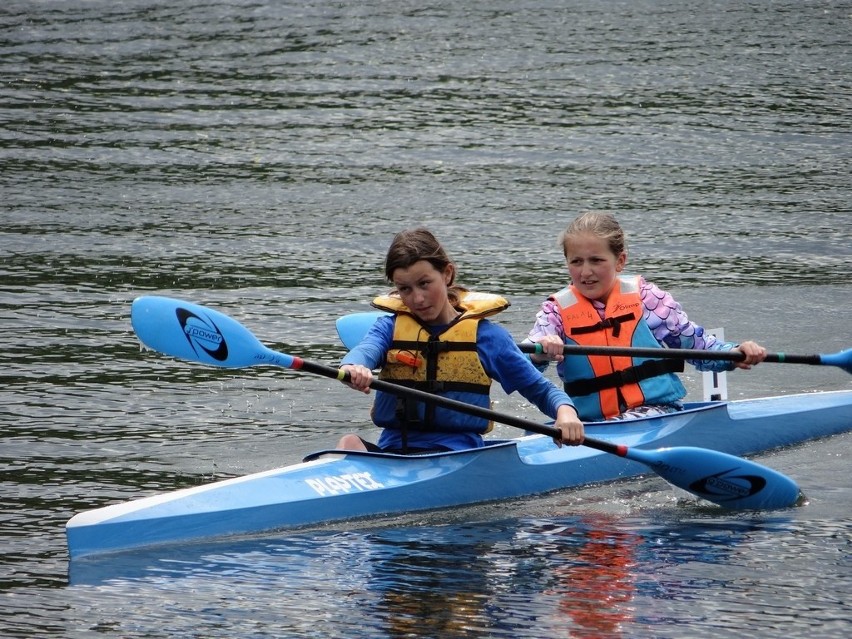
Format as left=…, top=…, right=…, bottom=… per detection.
left=336, top=434, right=367, bottom=451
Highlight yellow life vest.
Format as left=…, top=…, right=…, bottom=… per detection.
left=371, top=291, right=509, bottom=433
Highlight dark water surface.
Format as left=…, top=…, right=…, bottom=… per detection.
left=2, top=1, right=851, bottom=637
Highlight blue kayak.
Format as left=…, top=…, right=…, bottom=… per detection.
left=66, top=389, right=852, bottom=559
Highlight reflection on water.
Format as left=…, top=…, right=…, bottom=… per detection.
left=541, top=523, right=639, bottom=637
left=65, top=513, right=829, bottom=638
left=66, top=516, right=655, bottom=639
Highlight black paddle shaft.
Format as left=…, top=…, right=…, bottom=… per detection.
left=518, top=343, right=821, bottom=365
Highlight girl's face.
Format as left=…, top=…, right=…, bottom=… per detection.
left=392, top=259, right=455, bottom=325
left=564, top=232, right=627, bottom=302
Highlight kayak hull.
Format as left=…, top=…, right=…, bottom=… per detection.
left=66, top=390, right=852, bottom=559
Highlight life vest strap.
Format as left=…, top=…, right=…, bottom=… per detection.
left=391, top=339, right=477, bottom=355
left=389, top=378, right=490, bottom=395
left=570, top=312, right=635, bottom=339
left=565, top=358, right=685, bottom=397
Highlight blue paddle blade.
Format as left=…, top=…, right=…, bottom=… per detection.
left=819, top=348, right=852, bottom=374
left=131, top=296, right=295, bottom=369
left=335, top=311, right=390, bottom=350
left=625, top=446, right=802, bottom=510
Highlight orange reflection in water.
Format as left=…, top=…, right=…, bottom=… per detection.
left=547, top=524, right=640, bottom=638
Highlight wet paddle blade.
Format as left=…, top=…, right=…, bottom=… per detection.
left=623, top=446, right=803, bottom=510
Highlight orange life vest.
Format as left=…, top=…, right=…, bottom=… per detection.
left=552, top=275, right=685, bottom=420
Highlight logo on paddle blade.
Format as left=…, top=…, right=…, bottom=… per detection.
left=176, top=307, right=229, bottom=362
left=689, top=467, right=767, bottom=501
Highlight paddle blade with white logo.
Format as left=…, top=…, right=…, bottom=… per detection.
left=620, top=445, right=803, bottom=510
left=131, top=296, right=295, bottom=369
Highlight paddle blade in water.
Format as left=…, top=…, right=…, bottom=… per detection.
left=624, top=446, right=802, bottom=510
left=131, top=296, right=295, bottom=369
